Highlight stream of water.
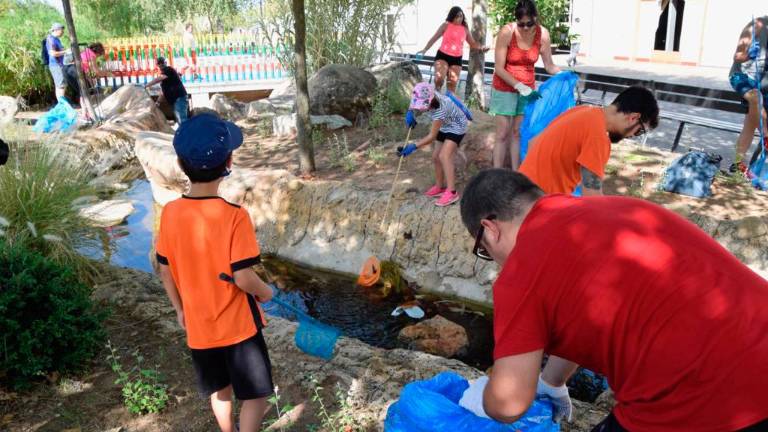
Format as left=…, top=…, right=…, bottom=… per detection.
left=93, top=178, right=606, bottom=400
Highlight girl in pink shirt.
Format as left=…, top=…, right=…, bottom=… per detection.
left=417, top=6, right=489, bottom=93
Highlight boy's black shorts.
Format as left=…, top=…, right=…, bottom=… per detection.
left=189, top=331, right=274, bottom=400
left=436, top=131, right=465, bottom=146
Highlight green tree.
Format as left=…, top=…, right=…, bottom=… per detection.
left=258, top=0, right=410, bottom=75
left=169, top=0, right=239, bottom=32
left=488, top=0, right=571, bottom=45
left=292, top=0, right=314, bottom=174
left=74, top=0, right=166, bottom=36
left=0, top=0, right=107, bottom=101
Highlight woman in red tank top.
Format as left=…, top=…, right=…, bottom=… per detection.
left=418, top=6, right=489, bottom=94
left=490, top=0, right=560, bottom=170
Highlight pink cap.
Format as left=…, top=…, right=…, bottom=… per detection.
left=409, top=82, right=435, bottom=110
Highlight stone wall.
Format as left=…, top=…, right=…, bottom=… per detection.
left=135, top=132, right=768, bottom=306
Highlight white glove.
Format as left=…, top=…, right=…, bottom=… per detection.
left=459, top=376, right=491, bottom=419
left=513, top=82, right=533, bottom=97
left=536, top=374, right=572, bottom=422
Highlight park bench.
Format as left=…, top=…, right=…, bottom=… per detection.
left=389, top=52, right=754, bottom=153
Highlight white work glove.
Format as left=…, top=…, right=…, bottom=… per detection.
left=537, top=374, right=572, bottom=423
left=459, top=376, right=491, bottom=419
left=514, top=82, right=533, bottom=97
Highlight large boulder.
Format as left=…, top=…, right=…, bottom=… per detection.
left=0, top=95, right=19, bottom=125
left=398, top=315, right=469, bottom=358
left=308, top=64, right=378, bottom=122
left=366, top=61, right=423, bottom=112
left=211, top=93, right=247, bottom=121
left=58, top=85, right=172, bottom=178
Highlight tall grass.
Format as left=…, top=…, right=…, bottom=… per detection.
left=0, top=139, right=102, bottom=281
left=0, top=0, right=108, bottom=103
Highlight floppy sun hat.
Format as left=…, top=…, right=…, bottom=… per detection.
left=410, top=82, right=435, bottom=111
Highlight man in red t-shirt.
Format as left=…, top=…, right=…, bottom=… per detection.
left=458, top=169, right=768, bottom=432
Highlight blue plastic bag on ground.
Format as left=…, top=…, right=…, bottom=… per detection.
left=661, top=151, right=721, bottom=198
left=384, top=372, right=560, bottom=432
left=33, top=98, right=78, bottom=133
left=520, top=71, right=579, bottom=162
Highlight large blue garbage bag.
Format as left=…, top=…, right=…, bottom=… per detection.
left=384, top=372, right=560, bottom=432
left=32, top=98, right=78, bottom=133
left=520, top=71, right=579, bottom=162
left=662, top=151, right=722, bottom=198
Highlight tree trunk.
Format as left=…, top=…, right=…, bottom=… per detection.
left=465, top=0, right=488, bottom=109
left=61, top=0, right=96, bottom=120
left=292, top=0, right=315, bottom=174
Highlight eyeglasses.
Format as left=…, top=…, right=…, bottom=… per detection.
left=472, top=214, right=496, bottom=261
left=518, top=20, right=536, bottom=28
left=634, top=122, right=647, bottom=137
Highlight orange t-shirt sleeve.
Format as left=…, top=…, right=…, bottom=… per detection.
left=155, top=208, right=170, bottom=266
left=575, top=133, right=611, bottom=179
left=230, top=208, right=261, bottom=272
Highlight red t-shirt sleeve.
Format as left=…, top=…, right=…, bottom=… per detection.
left=492, top=262, right=549, bottom=360
left=230, top=208, right=261, bottom=272
left=575, top=134, right=611, bottom=179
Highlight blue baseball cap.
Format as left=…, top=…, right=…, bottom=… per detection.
left=173, top=113, right=243, bottom=169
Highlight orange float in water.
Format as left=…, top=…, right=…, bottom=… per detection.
left=357, top=256, right=381, bottom=287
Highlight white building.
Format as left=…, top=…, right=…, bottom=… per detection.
left=394, top=0, right=766, bottom=69
left=571, top=0, right=766, bottom=68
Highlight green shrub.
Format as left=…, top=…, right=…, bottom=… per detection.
left=106, top=342, right=169, bottom=415
left=0, top=0, right=109, bottom=103
left=0, top=141, right=102, bottom=282
left=0, top=240, right=106, bottom=388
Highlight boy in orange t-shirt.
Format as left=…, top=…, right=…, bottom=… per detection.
left=156, top=113, right=274, bottom=432
left=519, top=86, right=659, bottom=196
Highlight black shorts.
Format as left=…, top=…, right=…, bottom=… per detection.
left=591, top=413, right=768, bottom=432
left=435, top=50, right=462, bottom=67
left=437, top=131, right=465, bottom=146
left=190, top=331, right=274, bottom=400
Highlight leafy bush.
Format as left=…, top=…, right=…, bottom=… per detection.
left=0, top=240, right=106, bottom=388
left=488, top=0, right=572, bottom=45
left=0, top=141, right=102, bottom=281
left=258, top=0, right=410, bottom=75
left=106, top=342, right=169, bottom=415
left=0, top=0, right=109, bottom=102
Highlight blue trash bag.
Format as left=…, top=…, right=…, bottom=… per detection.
left=520, top=71, right=579, bottom=162
left=32, top=98, right=78, bottom=133
left=662, top=151, right=722, bottom=198
left=384, top=372, right=560, bottom=432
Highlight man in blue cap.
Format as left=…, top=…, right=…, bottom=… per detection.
left=155, top=113, right=275, bottom=432
left=45, top=23, right=69, bottom=101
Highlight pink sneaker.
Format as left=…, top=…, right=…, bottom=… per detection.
left=435, top=190, right=459, bottom=207
left=424, top=185, right=446, bottom=197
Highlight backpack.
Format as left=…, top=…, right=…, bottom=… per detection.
left=41, top=38, right=50, bottom=66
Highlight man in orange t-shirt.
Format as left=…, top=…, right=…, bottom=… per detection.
left=156, top=113, right=275, bottom=432
left=519, top=86, right=659, bottom=196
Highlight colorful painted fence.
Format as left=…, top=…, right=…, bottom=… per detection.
left=98, top=33, right=288, bottom=89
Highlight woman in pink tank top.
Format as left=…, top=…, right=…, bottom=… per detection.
left=418, top=6, right=489, bottom=93
left=490, top=0, right=560, bottom=170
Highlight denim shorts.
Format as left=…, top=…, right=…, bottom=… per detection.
left=730, top=73, right=757, bottom=96
left=489, top=88, right=528, bottom=117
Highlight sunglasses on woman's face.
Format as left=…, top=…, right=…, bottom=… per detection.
left=472, top=215, right=497, bottom=261
left=634, top=122, right=647, bottom=137
left=518, top=20, right=536, bottom=28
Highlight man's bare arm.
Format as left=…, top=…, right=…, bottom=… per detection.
left=580, top=165, right=603, bottom=196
